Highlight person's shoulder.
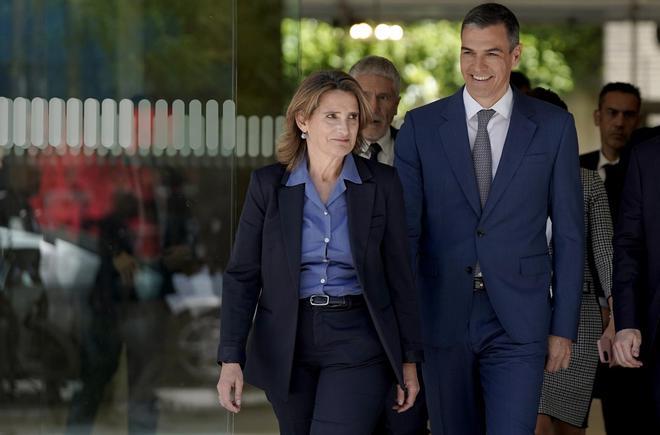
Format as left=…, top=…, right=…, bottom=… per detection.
left=579, top=150, right=599, bottom=169
left=405, top=92, right=460, bottom=122
left=252, top=163, right=287, bottom=185
left=633, top=135, right=660, bottom=159
left=580, top=167, right=601, bottom=191
left=518, top=92, right=571, bottom=121
left=354, top=154, right=397, bottom=179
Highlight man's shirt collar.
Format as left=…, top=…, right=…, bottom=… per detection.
left=463, top=85, right=514, bottom=121
left=598, top=150, right=620, bottom=171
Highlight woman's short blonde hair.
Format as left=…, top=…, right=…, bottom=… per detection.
left=276, top=70, right=373, bottom=170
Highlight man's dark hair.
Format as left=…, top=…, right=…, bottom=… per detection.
left=510, top=71, right=531, bottom=92
left=598, top=82, right=641, bottom=108
left=528, top=87, right=568, bottom=111
left=461, top=2, right=520, bottom=50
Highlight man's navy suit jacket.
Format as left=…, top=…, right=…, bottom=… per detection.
left=217, top=156, right=423, bottom=400
left=394, top=87, right=584, bottom=347
left=613, top=137, right=660, bottom=356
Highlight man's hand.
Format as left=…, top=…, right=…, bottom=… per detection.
left=217, top=363, right=244, bottom=413
left=113, top=251, right=137, bottom=287
left=545, top=335, right=572, bottom=372
left=393, top=363, right=419, bottom=413
left=613, top=328, right=643, bottom=368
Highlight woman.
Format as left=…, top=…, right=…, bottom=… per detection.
left=216, top=70, right=423, bottom=435
left=530, top=88, right=614, bottom=435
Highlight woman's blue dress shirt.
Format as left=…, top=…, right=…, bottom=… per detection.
left=285, top=153, right=363, bottom=299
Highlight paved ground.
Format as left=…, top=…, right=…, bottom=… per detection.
left=0, top=373, right=608, bottom=435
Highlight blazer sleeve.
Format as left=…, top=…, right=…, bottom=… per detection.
left=217, top=170, right=266, bottom=366
left=587, top=170, right=614, bottom=299
left=383, top=167, right=424, bottom=363
left=612, top=146, right=645, bottom=332
left=548, top=113, right=584, bottom=340
left=393, top=112, right=424, bottom=275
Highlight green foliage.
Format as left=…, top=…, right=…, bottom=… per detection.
left=282, top=18, right=602, bottom=114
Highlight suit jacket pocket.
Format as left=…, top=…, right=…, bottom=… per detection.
left=520, top=253, right=551, bottom=276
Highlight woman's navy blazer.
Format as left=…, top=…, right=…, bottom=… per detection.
left=217, top=155, right=423, bottom=400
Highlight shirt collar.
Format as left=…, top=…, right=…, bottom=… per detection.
left=285, top=153, right=362, bottom=187
left=371, top=127, right=392, bottom=147
left=463, top=85, right=514, bottom=121
left=598, top=150, right=620, bottom=171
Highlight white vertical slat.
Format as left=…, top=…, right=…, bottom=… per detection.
left=101, top=98, right=117, bottom=148
left=0, top=97, right=12, bottom=147
left=66, top=98, right=83, bottom=148
left=261, top=116, right=274, bottom=158
left=221, top=100, right=236, bottom=157
left=13, top=97, right=30, bottom=147
left=235, top=115, right=246, bottom=157
left=172, top=99, right=185, bottom=151
left=189, top=99, right=203, bottom=152
left=275, top=115, right=284, bottom=146
left=84, top=98, right=100, bottom=149
left=48, top=98, right=65, bottom=147
left=153, top=99, right=168, bottom=152
left=247, top=115, right=260, bottom=158
left=30, top=98, right=48, bottom=148
left=138, top=99, right=151, bottom=154
left=205, top=100, right=219, bottom=155
left=118, top=99, right=134, bottom=151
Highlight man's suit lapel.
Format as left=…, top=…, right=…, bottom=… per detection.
left=347, top=158, right=375, bottom=277
left=482, top=92, right=537, bottom=220
left=278, top=175, right=304, bottom=295
left=438, top=90, right=482, bottom=216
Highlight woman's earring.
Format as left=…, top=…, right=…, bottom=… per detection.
left=301, top=131, right=308, bottom=140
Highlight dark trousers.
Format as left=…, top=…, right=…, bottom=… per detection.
left=267, top=299, right=392, bottom=435
left=423, top=290, right=547, bottom=435
left=372, top=367, right=429, bottom=435
left=598, top=327, right=660, bottom=435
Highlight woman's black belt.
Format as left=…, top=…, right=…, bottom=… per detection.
left=302, top=294, right=364, bottom=309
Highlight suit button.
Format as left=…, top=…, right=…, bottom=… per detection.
left=465, top=266, right=473, bottom=274
left=477, top=229, right=485, bottom=237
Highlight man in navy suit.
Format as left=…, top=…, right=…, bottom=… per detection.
left=395, top=3, right=583, bottom=434
left=612, top=136, right=660, bottom=430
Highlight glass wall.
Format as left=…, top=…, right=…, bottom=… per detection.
left=0, top=0, right=292, bottom=433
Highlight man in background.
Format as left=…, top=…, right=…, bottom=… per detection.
left=580, top=82, right=641, bottom=221
left=349, top=55, right=429, bottom=435
left=350, top=56, right=402, bottom=165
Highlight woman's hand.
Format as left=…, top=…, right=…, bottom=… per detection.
left=393, top=362, right=420, bottom=413
left=217, top=363, right=244, bottom=413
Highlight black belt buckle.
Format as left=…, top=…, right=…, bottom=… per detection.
left=473, top=277, right=485, bottom=291
left=309, top=294, right=330, bottom=306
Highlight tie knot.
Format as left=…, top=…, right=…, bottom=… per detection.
left=477, top=109, right=496, bottom=126
left=369, top=142, right=382, bottom=161
left=603, top=162, right=619, bottom=177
